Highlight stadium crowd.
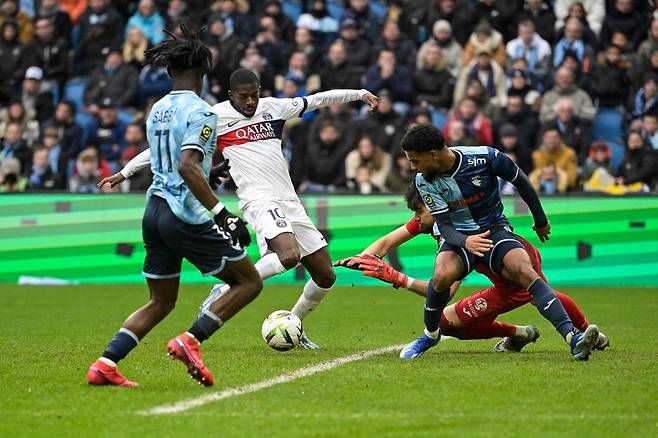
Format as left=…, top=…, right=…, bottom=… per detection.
left=0, top=0, right=657, bottom=195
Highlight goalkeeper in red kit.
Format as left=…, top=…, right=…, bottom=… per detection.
left=335, top=186, right=609, bottom=352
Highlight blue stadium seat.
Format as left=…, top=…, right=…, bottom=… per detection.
left=431, top=109, right=447, bottom=130
left=607, top=141, right=625, bottom=170
left=592, top=108, right=624, bottom=143
left=63, top=77, right=87, bottom=112
left=282, top=0, right=303, bottom=22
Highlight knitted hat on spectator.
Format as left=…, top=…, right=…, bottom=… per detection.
left=589, top=140, right=611, bottom=160
left=500, top=124, right=518, bottom=138
left=433, top=20, right=452, bottom=35
left=340, top=18, right=358, bottom=30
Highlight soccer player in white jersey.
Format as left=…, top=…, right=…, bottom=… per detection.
left=102, top=69, right=378, bottom=349
left=88, top=26, right=262, bottom=388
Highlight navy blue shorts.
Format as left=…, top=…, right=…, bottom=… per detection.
left=142, top=196, right=246, bottom=279
left=438, top=227, right=525, bottom=278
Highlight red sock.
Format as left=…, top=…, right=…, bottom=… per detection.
left=440, top=315, right=516, bottom=340
left=555, top=291, right=589, bottom=331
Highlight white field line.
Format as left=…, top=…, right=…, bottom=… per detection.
left=141, top=341, right=417, bottom=416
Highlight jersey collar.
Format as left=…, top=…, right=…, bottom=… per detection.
left=441, top=148, right=462, bottom=177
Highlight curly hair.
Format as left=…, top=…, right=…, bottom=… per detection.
left=143, top=23, right=211, bottom=74
left=400, top=123, right=446, bottom=152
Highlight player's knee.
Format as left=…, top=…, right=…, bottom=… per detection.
left=431, top=274, right=453, bottom=291
left=244, top=276, right=263, bottom=301
left=313, top=267, right=336, bottom=289
left=278, top=249, right=301, bottom=270
left=150, top=297, right=176, bottom=316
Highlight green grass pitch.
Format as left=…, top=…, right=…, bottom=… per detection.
left=1, top=284, right=656, bottom=437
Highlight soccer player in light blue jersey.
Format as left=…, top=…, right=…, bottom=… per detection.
left=87, top=25, right=262, bottom=388
left=398, top=124, right=599, bottom=361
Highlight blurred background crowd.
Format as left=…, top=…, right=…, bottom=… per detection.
left=0, top=0, right=657, bottom=195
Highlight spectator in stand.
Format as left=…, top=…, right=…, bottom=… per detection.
left=385, top=152, right=413, bottom=192
left=373, top=20, right=417, bottom=70
left=545, top=97, right=592, bottom=162
left=262, top=0, right=295, bottom=43
left=204, top=15, right=241, bottom=73
left=463, top=77, right=500, bottom=120
left=301, top=119, right=353, bottom=192
left=238, top=45, right=275, bottom=96
left=412, top=42, right=455, bottom=112
left=37, top=0, right=73, bottom=45
left=616, top=130, right=658, bottom=190
left=213, top=0, right=254, bottom=43
left=23, top=17, right=70, bottom=90
left=540, top=66, right=596, bottom=123
left=637, top=18, right=658, bottom=72
left=0, top=0, right=32, bottom=44
left=126, top=0, right=165, bottom=45
left=164, top=0, right=187, bottom=31
left=508, top=68, right=541, bottom=109
left=339, top=18, right=371, bottom=69
left=555, top=2, right=600, bottom=51
left=86, top=97, right=128, bottom=170
left=630, top=46, right=658, bottom=89
left=345, top=136, right=392, bottom=191
left=122, top=26, right=149, bottom=71
left=590, top=44, right=631, bottom=108
left=365, top=49, right=412, bottom=114
left=0, top=100, right=39, bottom=146
left=117, top=123, right=151, bottom=192
left=278, top=51, right=320, bottom=95
left=425, top=0, right=473, bottom=46
left=358, top=91, right=404, bottom=153
left=630, top=74, right=658, bottom=121
left=506, top=20, right=552, bottom=80
left=341, top=0, right=382, bottom=44
left=641, top=113, right=658, bottom=150
left=530, top=163, right=569, bottom=194
left=291, top=27, right=323, bottom=74
left=581, top=140, right=614, bottom=181
left=77, top=0, right=124, bottom=51
left=0, top=121, right=30, bottom=170
left=20, top=67, right=54, bottom=124
left=68, top=147, right=110, bottom=193
left=446, top=119, right=477, bottom=145
left=255, top=15, right=290, bottom=74
left=418, top=19, right=463, bottom=77
left=0, top=156, right=26, bottom=192
left=27, top=146, right=60, bottom=190
left=320, top=41, right=363, bottom=91
left=60, top=0, right=88, bottom=25
left=444, top=97, right=493, bottom=145
left=471, top=0, right=521, bottom=42
left=494, top=94, right=540, bottom=150
left=555, top=0, right=605, bottom=35
left=553, top=17, right=596, bottom=68
left=600, top=0, right=647, bottom=49
left=532, top=126, right=578, bottom=188
left=517, top=0, right=556, bottom=44
left=84, top=51, right=139, bottom=109
left=296, top=0, right=339, bottom=44
left=455, top=46, right=507, bottom=110
left=206, top=45, right=230, bottom=103
left=463, top=21, right=505, bottom=67
left=498, top=123, right=533, bottom=174
left=41, top=126, right=65, bottom=182
left=40, top=100, right=83, bottom=176
left=0, top=20, right=25, bottom=103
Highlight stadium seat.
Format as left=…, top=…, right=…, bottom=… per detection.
left=282, top=0, right=303, bottom=22
left=431, top=109, right=447, bottom=130
left=592, top=108, right=624, bottom=143
left=607, top=141, right=625, bottom=170
left=63, top=78, right=88, bottom=112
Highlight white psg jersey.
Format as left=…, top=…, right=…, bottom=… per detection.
left=213, top=97, right=307, bottom=209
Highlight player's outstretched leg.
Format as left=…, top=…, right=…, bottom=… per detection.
left=295, top=247, right=335, bottom=349
left=493, top=326, right=541, bottom=352
left=87, top=277, right=180, bottom=387
left=168, top=257, right=262, bottom=386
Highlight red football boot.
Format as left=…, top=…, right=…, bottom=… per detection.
left=87, top=358, right=138, bottom=387
left=167, top=333, right=215, bottom=387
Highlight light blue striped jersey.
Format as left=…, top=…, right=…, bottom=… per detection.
left=146, top=90, right=217, bottom=224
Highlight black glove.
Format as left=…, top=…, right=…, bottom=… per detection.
left=209, top=159, right=231, bottom=185
left=214, top=208, right=252, bottom=247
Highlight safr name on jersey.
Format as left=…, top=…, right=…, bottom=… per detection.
left=235, top=122, right=276, bottom=140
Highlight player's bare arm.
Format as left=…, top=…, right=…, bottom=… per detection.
left=303, top=89, right=379, bottom=114
left=97, top=148, right=152, bottom=188
left=362, top=225, right=415, bottom=257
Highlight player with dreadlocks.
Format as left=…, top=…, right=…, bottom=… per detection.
left=87, top=24, right=262, bottom=388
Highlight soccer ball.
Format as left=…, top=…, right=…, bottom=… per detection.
left=261, top=310, right=303, bottom=351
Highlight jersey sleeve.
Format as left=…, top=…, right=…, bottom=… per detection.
left=405, top=217, right=421, bottom=236
left=488, top=146, right=520, bottom=182
left=415, top=174, right=448, bottom=214
left=270, top=97, right=308, bottom=120
left=181, top=110, right=218, bottom=157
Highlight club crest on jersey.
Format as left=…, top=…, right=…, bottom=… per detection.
left=474, top=298, right=487, bottom=311
left=276, top=219, right=287, bottom=228
left=423, top=194, right=435, bottom=207
left=467, top=157, right=486, bottom=166
left=262, top=112, right=273, bottom=120
left=198, top=125, right=213, bottom=143
left=471, top=175, right=483, bottom=186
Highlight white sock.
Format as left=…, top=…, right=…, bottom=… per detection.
left=255, top=253, right=287, bottom=280
left=424, top=328, right=440, bottom=340
left=99, top=357, right=117, bottom=367
left=291, top=279, right=332, bottom=321
left=514, top=326, right=527, bottom=337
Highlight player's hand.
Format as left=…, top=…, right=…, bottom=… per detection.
left=209, top=159, right=231, bottom=184
left=97, top=172, right=126, bottom=188
left=533, top=221, right=551, bottom=243
left=333, top=253, right=381, bottom=271
left=465, top=230, right=493, bottom=257
left=214, top=208, right=251, bottom=247
left=362, top=92, right=379, bottom=113
left=358, top=257, right=410, bottom=289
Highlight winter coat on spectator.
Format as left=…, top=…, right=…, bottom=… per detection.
left=304, top=135, right=352, bottom=187
left=617, top=144, right=658, bottom=188
left=417, top=33, right=463, bottom=77
left=126, top=10, right=165, bottom=44
left=553, top=36, right=596, bottom=68
left=21, top=88, right=54, bottom=124
left=23, top=37, right=69, bottom=86
left=358, top=109, right=405, bottom=154
left=506, top=33, right=552, bottom=78
left=529, top=165, right=569, bottom=193
left=373, top=35, right=418, bottom=70
left=41, top=117, right=83, bottom=167
left=600, top=3, right=647, bottom=49
left=517, top=1, right=556, bottom=44
left=343, top=37, right=371, bottom=69
left=545, top=117, right=592, bottom=162
left=455, top=59, right=507, bottom=108
left=84, top=63, right=139, bottom=108
left=365, top=63, right=412, bottom=104
left=590, top=57, right=631, bottom=107
left=87, top=118, right=128, bottom=164
left=494, top=106, right=540, bottom=150
left=27, top=162, right=60, bottom=190
left=444, top=110, right=493, bottom=146
left=204, top=27, right=241, bottom=73
left=77, top=3, right=124, bottom=50
left=341, top=4, right=381, bottom=44
left=630, top=88, right=658, bottom=120
left=0, top=137, right=30, bottom=170
left=0, top=21, right=25, bottom=101
left=0, top=9, right=32, bottom=44
left=138, top=66, right=172, bottom=105
left=463, top=30, right=506, bottom=67
left=320, top=61, right=363, bottom=92
left=471, top=0, right=521, bottom=41
left=532, top=141, right=578, bottom=188
left=412, top=64, right=455, bottom=110
left=345, top=148, right=392, bottom=190
left=636, top=24, right=658, bottom=69
left=581, top=141, right=614, bottom=181
left=540, top=84, right=596, bottom=123
left=425, top=0, right=473, bottom=46
left=555, top=0, right=606, bottom=35
left=38, top=3, right=73, bottom=44
left=74, top=24, right=119, bottom=75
